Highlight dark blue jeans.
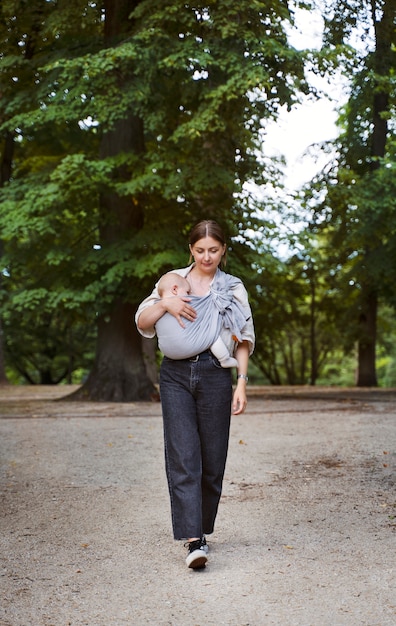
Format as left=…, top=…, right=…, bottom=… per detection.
left=159, top=352, right=233, bottom=540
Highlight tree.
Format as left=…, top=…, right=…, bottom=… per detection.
left=252, top=230, right=346, bottom=385
left=0, top=1, right=308, bottom=399
left=0, top=0, right=108, bottom=387
left=2, top=303, right=96, bottom=384
left=309, top=0, right=396, bottom=385
left=0, top=19, right=16, bottom=385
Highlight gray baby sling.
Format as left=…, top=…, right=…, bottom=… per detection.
left=155, top=269, right=247, bottom=359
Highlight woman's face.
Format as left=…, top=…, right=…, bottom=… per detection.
left=189, top=236, right=226, bottom=274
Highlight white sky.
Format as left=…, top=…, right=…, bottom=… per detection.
left=263, top=8, right=346, bottom=190
left=264, top=97, right=340, bottom=189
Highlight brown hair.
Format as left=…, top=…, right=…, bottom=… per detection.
left=188, top=220, right=227, bottom=266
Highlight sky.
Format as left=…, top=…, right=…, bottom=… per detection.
left=264, top=96, right=340, bottom=189
left=263, top=8, right=346, bottom=191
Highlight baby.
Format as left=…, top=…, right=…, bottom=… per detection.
left=156, top=272, right=238, bottom=368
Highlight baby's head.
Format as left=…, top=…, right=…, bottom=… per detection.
left=158, top=273, right=191, bottom=297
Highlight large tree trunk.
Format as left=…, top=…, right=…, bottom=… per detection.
left=356, top=1, right=394, bottom=387
left=356, top=290, right=378, bottom=387
left=70, top=300, right=155, bottom=401
left=0, top=131, right=15, bottom=385
left=68, top=0, right=156, bottom=401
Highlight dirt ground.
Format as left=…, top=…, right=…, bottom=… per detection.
left=0, top=384, right=395, bottom=626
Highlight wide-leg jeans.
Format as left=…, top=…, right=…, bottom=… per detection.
left=159, top=352, right=233, bottom=540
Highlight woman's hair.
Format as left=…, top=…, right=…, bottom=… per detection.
left=188, top=220, right=227, bottom=266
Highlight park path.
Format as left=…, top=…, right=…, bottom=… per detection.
left=0, top=385, right=395, bottom=626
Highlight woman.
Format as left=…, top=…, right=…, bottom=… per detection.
left=135, top=220, right=255, bottom=569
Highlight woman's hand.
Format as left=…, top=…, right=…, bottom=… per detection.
left=164, top=296, right=197, bottom=328
left=232, top=380, right=248, bottom=415
left=232, top=340, right=249, bottom=414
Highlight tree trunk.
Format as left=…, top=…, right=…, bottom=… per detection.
left=69, top=300, right=155, bottom=401
left=356, top=1, right=394, bottom=387
left=66, top=0, right=156, bottom=401
left=356, top=290, right=378, bottom=387
left=0, top=131, right=15, bottom=385
left=309, top=270, right=317, bottom=385
left=142, top=337, right=159, bottom=386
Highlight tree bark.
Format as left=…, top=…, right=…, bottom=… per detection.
left=69, top=300, right=155, bottom=401
left=356, top=290, right=378, bottom=387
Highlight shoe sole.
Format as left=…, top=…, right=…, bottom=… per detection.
left=186, top=550, right=208, bottom=569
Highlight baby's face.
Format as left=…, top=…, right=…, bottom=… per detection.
left=176, top=285, right=191, bottom=296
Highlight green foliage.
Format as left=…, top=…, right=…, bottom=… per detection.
left=316, top=304, right=396, bottom=387
left=293, top=0, right=396, bottom=386
left=3, top=305, right=95, bottom=384
left=0, top=0, right=311, bottom=385
left=250, top=228, right=348, bottom=384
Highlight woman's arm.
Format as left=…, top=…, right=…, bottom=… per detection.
left=137, top=299, right=168, bottom=331
left=232, top=340, right=250, bottom=415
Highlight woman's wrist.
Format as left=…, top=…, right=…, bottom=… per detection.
left=237, top=373, right=248, bottom=383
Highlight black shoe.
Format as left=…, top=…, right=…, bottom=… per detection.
left=185, top=538, right=208, bottom=569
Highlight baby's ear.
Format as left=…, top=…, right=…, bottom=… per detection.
left=171, top=284, right=179, bottom=295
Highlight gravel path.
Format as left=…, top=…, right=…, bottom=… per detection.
left=0, top=385, right=395, bottom=626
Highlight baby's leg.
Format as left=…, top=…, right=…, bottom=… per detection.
left=210, top=337, right=238, bottom=368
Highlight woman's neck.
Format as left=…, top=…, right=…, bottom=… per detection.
left=188, top=267, right=216, bottom=295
